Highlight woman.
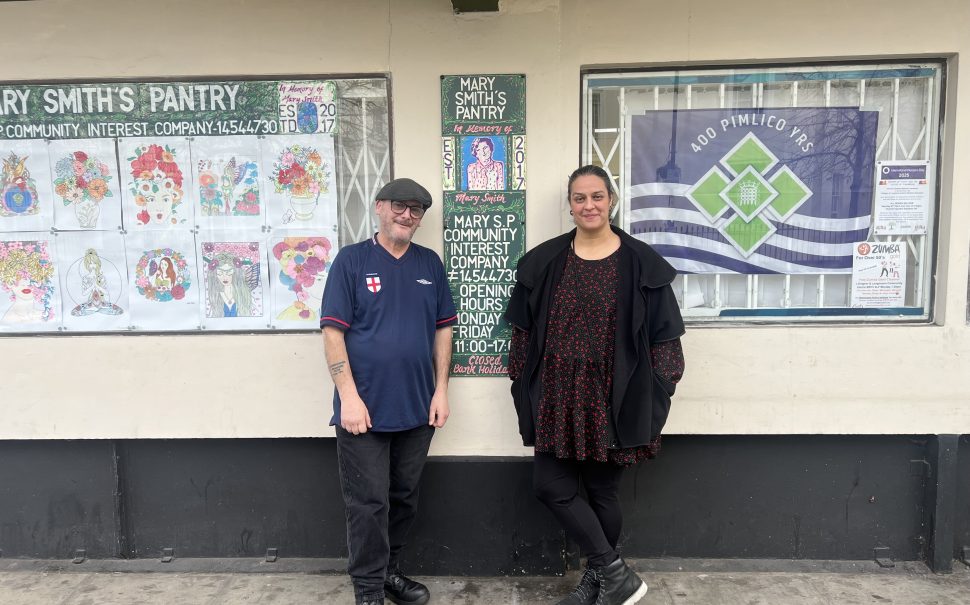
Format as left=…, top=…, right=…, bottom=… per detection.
left=466, top=137, right=505, bottom=190
left=506, top=165, right=685, bottom=605
left=206, top=252, right=253, bottom=318
left=0, top=241, right=55, bottom=324
left=153, top=257, right=177, bottom=290
left=73, top=248, right=123, bottom=316
left=273, top=236, right=332, bottom=321
left=130, top=143, right=185, bottom=226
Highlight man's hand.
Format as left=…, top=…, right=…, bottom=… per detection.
left=341, top=393, right=372, bottom=435
left=428, top=390, right=449, bottom=428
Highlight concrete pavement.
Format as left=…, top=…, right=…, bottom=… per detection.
left=0, top=558, right=968, bottom=604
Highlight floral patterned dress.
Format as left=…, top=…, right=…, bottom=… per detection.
left=509, top=248, right=685, bottom=466
left=466, top=160, right=505, bottom=190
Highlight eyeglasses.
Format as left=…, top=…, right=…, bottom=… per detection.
left=388, top=200, right=426, bottom=218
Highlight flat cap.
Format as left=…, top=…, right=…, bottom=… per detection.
left=375, top=178, right=433, bottom=208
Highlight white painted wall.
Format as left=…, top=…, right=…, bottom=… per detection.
left=1, top=0, right=968, bottom=453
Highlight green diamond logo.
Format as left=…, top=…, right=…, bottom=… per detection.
left=719, top=166, right=778, bottom=222
left=685, top=167, right=730, bottom=220
left=721, top=132, right=778, bottom=176
left=767, top=166, right=812, bottom=220
left=685, top=130, right=813, bottom=260
left=720, top=214, right=776, bottom=257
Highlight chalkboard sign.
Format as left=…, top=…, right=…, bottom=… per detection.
left=440, top=74, right=526, bottom=376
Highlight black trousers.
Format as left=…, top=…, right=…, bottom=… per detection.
left=533, top=452, right=626, bottom=568
left=335, top=424, right=435, bottom=595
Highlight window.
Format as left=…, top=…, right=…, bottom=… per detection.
left=583, top=61, right=944, bottom=322
left=0, top=75, right=390, bottom=333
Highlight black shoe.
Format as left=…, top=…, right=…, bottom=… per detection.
left=593, top=557, right=647, bottom=605
left=384, top=570, right=430, bottom=605
left=557, top=565, right=599, bottom=605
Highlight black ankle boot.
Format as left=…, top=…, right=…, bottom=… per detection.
left=384, top=570, right=430, bottom=605
left=556, top=565, right=599, bottom=605
left=593, top=557, right=647, bottom=605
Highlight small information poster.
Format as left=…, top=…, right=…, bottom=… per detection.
left=441, top=74, right=526, bottom=376
left=850, top=241, right=906, bottom=307
left=873, top=160, right=930, bottom=235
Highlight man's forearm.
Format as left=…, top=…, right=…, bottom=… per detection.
left=432, top=326, right=453, bottom=391
left=323, top=326, right=360, bottom=399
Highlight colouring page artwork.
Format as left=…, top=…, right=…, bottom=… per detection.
left=0, top=236, right=60, bottom=332
left=125, top=230, right=199, bottom=330
left=268, top=228, right=338, bottom=329
left=191, top=136, right=264, bottom=229
left=260, top=134, right=337, bottom=229
left=198, top=234, right=269, bottom=330
left=0, top=140, right=54, bottom=232
left=50, top=138, right=123, bottom=231
left=119, top=137, right=193, bottom=230
left=56, top=230, right=130, bottom=331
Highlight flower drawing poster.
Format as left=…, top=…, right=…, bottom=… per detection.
left=197, top=233, right=269, bottom=330
left=190, top=136, right=265, bottom=230
left=118, top=137, right=194, bottom=231
left=0, top=235, right=60, bottom=332
left=268, top=227, right=338, bottom=330
left=125, top=230, right=199, bottom=330
left=49, top=138, right=123, bottom=231
left=0, top=140, right=54, bottom=233
left=260, top=134, right=337, bottom=229
left=56, top=230, right=130, bottom=331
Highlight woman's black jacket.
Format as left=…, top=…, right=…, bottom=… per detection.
left=504, top=226, right=685, bottom=449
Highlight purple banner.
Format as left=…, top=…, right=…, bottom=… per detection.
left=629, top=107, right=879, bottom=274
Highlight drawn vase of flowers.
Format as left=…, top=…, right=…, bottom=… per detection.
left=271, top=145, right=330, bottom=223
left=54, top=151, right=113, bottom=230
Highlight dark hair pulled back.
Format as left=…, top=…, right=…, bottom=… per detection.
left=567, top=164, right=615, bottom=200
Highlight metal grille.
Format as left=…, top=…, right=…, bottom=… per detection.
left=334, top=79, right=391, bottom=246
left=583, top=63, right=943, bottom=322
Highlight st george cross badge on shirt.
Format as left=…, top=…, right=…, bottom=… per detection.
left=365, top=275, right=382, bottom=293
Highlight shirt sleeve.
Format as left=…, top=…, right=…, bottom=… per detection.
left=649, top=338, right=685, bottom=385
left=434, top=255, right=458, bottom=328
left=319, top=249, right=355, bottom=330
left=508, top=326, right=529, bottom=382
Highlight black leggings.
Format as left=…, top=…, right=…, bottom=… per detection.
left=532, top=452, right=625, bottom=567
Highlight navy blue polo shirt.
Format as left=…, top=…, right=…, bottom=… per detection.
left=321, top=235, right=457, bottom=431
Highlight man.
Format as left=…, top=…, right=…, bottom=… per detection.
left=321, top=178, right=457, bottom=605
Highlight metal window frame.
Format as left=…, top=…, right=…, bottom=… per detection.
left=581, top=60, right=946, bottom=325
left=0, top=72, right=393, bottom=336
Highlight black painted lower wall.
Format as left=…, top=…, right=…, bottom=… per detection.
left=0, top=435, right=966, bottom=574
left=957, top=435, right=970, bottom=561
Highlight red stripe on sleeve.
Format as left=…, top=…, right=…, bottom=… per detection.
left=321, top=316, right=351, bottom=328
